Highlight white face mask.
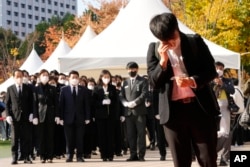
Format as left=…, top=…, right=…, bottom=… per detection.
left=216, top=69, right=223, bottom=77
left=40, top=76, right=49, bottom=84
left=102, top=78, right=110, bottom=85
left=58, top=79, right=66, bottom=85
left=70, top=79, right=79, bottom=86
left=112, top=82, right=117, bottom=86
left=15, top=78, right=23, bottom=85
left=87, top=85, right=94, bottom=90
left=50, top=84, right=57, bottom=87
left=22, top=77, right=29, bottom=84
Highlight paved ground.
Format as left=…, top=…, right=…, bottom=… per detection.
left=1, top=144, right=250, bottom=167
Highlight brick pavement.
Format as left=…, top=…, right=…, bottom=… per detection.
left=0, top=144, right=249, bottom=167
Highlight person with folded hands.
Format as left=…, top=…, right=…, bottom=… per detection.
left=32, top=69, right=59, bottom=163
left=93, top=69, right=119, bottom=161
left=5, top=69, right=34, bottom=164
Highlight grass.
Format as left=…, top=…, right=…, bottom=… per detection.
left=0, top=140, right=11, bottom=158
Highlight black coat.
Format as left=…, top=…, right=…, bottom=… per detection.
left=147, top=33, right=220, bottom=124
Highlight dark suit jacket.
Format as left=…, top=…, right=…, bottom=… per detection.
left=119, top=75, right=148, bottom=116
left=33, top=83, right=58, bottom=123
left=59, top=85, right=90, bottom=124
left=93, top=84, right=118, bottom=119
left=147, top=33, right=220, bottom=124
left=5, top=84, right=33, bottom=122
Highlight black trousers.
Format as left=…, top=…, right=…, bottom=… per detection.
left=125, top=114, right=146, bottom=159
left=164, top=100, right=217, bottom=167
left=11, top=120, right=32, bottom=161
left=54, top=124, right=66, bottom=156
left=113, top=119, right=122, bottom=155
left=146, top=117, right=156, bottom=145
left=96, top=118, right=115, bottom=159
left=64, top=122, right=85, bottom=159
left=38, top=121, right=55, bottom=160
left=155, top=119, right=167, bottom=157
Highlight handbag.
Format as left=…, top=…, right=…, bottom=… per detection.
left=239, top=97, right=250, bottom=129
left=227, top=96, right=240, bottom=113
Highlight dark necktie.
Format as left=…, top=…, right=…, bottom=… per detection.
left=18, top=86, right=22, bottom=98
left=72, top=86, right=76, bottom=100
left=131, top=79, right=135, bottom=85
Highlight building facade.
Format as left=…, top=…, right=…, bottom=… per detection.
left=0, top=0, right=78, bottom=40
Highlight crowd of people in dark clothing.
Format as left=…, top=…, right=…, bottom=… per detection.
left=1, top=64, right=168, bottom=164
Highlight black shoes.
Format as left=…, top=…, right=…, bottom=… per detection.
left=160, top=156, right=166, bottom=161
left=24, top=157, right=32, bottom=164
left=139, top=157, right=145, bottom=161
left=77, top=157, right=85, bottom=162
left=66, top=158, right=73, bottom=162
left=11, top=160, right=18, bottom=165
left=84, top=154, right=91, bottom=159
left=102, top=157, right=113, bottom=161
left=126, top=156, right=139, bottom=161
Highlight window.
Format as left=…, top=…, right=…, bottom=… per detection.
left=21, top=23, right=26, bottom=27
left=7, top=11, right=11, bottom=15
left=28, top=15, right=32, bottom=19
left=7, top=20, right=12, bottom=25
left=21, top=32, right=26, bottom=37
left=66, top=4, right=70, bottom=8
left=14, top=12, right=18, bottom=16
left=54, top=11, right=58, bottom=15
left=14, top=22, right=18, bottom=26
left=41, top=8, right=45, bottom=12
left=35, top=16, right=39, bottom=20
left=42, top=0, right=45, bottom=3
left=14, top=2, right=18, bottom=7
left=60, top=12, right=64, bottom=16
left=21, top=13, right=25, bottom=18
left=60, top=3, right=64, bottom=7
left=48, top=0, right=51, bottom=5
left=41, top=17, right=45, bottom=21
left=35, top=6, right=39, bottom=11
left=28, top=5, right=32, bottom=10
left=54, top=2, right=58, bottom=6
left=28, top=24, right=32, bottom=28
left=14, top=31, right=19, bottom=36
left=7, top=1, right=11, bottom=5
left=21, top=4, right=25, bottom=8
left=72, top=6, right=75, bottom=10
left=48, top=9, right=51, bottom=13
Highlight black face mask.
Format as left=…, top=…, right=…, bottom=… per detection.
left=128, top=71, right=137, bottom=77
left=117, top=82, right=121, bottom=87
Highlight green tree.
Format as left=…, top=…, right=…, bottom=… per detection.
left=0, top=28, right=22, bottom=80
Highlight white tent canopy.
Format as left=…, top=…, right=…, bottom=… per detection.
left=64, top=26, right=97, bottom=58
left=20, top=48, right=44, bottom=74
left=0, top=48, right=43, bottom=92
left=36, top=38, right=71, bottom=73
left=59, top=0, right=240, bottom=74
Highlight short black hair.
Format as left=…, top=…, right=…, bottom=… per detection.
left=215, top=61, right=225, bottom=68
left=50, top=70, right=59, bottom=76
left=149, top=13, right=179, bottom=41
left=126, top=62, right=139, bottom=69
left=39, top=69, right=49, bottom=76
left=12, top=69, right=23, bottom=76
left=69, top=70, right=79, bottom=77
